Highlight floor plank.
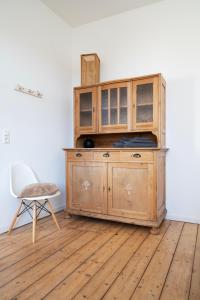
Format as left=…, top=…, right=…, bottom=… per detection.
left=71, top=228, right=148, bottom=300
left=4, top=223, right=120, bottom=300
left=131, top=221, right=183, bottom=300
left=45, top=227, right=145, bottom=299
left=0, top=217, right=84, bottom=272
left=0, top=213, right=199, bottom=300
left=189, top=225, right=200, bottom=300
left=103, top=220, right=170, bottom=300
left=160, top=223, right=198, bottom=300
left=0, top=228, right=82, bottom=287
left=0, top=212, right=65, bottom=258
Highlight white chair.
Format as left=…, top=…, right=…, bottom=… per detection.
left=9, top=162, right=60, bottom=243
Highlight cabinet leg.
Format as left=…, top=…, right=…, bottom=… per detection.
left=150, top=226, right=161, bottom=235
left=64, top=210, right=72, bottom=219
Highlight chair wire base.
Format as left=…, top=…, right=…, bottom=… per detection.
left=18, top=200, right=51, bottom=220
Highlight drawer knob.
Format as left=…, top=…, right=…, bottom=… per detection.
left=103, top=152, right=110, bottom=158
left=131, top=153, right=141, bottom=158
left=76, top=153, right=82, bottom=157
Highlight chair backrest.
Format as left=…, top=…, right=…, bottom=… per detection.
left=10, top=162, right=39, bottom=197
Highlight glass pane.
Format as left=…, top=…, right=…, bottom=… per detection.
left=120, top=107, right=127, bottom=124
left=80, top=92, right=92, bottom=127
left=111, top=109, right=117, bottom=124
left=102, top=110, right=108, bottom=125
left=80, top=92, right=92, bottom=111
left=137, top=105, right=153, bottom=123
left=110, top=88, right=117, bottom=108
left=101, top=90, right=108, bottom=125
left=80, top=111, right=92, bottom=126
left=120, top=87, right=127, bottom=107
left=102, top=90, right=108, bottom=109
left=136, top=83, right=153, bottom=106
left=136, top=83, right=153, bottom=123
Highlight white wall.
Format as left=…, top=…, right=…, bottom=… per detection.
left=1, top=0, right=200, bottom=233
left=0, top=0, right=73, bottom=233
left=72, top=0, right=200, bottom=223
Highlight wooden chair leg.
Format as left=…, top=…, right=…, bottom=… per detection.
left=8, top=200, right=23, bottom=234
left=32, top=201, right=37, bottom=244
left=47, top=200, right=60, bottom=230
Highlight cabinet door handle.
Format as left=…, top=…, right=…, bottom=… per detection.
left=76, top=153, right=82, bottom=157
left=108, top=187, right=111, bottom=192
left=131, top=153, right=141, bottom=158
left=103, top=152, right=110, bottom=158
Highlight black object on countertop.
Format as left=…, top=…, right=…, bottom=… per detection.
left=83, top=138, right=95, bottom=148
left=113, top=137, right=157, bottom=148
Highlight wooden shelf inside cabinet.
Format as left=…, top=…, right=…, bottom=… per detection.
left=136, top=103, right=153, bottom=107
left=80, top=109, right=93, bottom=112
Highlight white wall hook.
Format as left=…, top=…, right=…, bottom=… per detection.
left=15, top=84, right=43, bottom=99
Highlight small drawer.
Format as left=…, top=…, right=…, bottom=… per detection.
left=120, top=151, right=154, bottom=162
left=67, top=151, right=93, bottom=161
left=93, top=151, right=120, bottom=161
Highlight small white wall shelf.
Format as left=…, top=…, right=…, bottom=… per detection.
left=15, top=84, right=43, bottom=99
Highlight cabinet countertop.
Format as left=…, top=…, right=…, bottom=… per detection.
left=63, top=148, right=169, bottom=151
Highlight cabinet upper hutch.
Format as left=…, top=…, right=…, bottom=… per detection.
left=65, top=73, right=167, bottom=231
left=74, top=73, right=165, bottom=148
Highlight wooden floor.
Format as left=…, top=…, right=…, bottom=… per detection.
left=0, top=212, right=199, bottom=300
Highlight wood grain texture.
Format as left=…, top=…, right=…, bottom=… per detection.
left=131, top=221, right=184, bottom=300
left=189, top=225, right=200, bottom=300
left=103, top=220, right=170, bottom=300
left=65, top=149, right=166, bottom=229
left=0, top=213, right=199, bottom=300
left=160, top=223, right=198, bottom=300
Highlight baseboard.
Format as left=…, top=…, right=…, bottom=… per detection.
left=1, top=209, right=199, bottom=234
left=0, top=204, right=65, bottom=235
left=166, top=214, right=200, bottom=224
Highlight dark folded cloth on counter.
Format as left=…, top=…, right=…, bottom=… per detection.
left=113, top=137, right=157, bottom=148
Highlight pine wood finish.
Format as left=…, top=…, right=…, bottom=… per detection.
left=107, top=162, right=153, bottom=220
left=0, top=213, right=199, bottom=300
left=81, top=53, right=100, bottom=86
left=9, top=199, right=60, bottom=244
left=74, top=73, right=166, bottom=148
left=74, top=87, right=97, bottom=136
left=66, top=73, right=167, bottom=230
left=65, top=148, right=166, bottom=228
left=67, top=161, right=107, bottom=214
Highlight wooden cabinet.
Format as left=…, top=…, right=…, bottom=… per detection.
left=65, top=73, right=167, bottom=231
left=64, top=149, right=167, bottom=228
left=67, top=161, right=107, bottom=214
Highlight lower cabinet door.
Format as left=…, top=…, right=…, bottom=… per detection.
left=108, top=162, right=154, bottom=220
left=68, top=161, right=107, bottom=214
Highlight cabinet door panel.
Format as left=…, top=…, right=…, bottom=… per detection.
left=133, top=77, right=158, bottom=130
left=75, top=87, right=97, bottom=135
left=68, top=162, right=107, bottom=214
left=108, top=163, right=154, bottom=220
left=99, top=82, right=131, bottom=132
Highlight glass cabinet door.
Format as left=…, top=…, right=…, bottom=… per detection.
left=75, top=87, right=97, bottom=134
left=80, top=92, right=93, bottom=127
left=133, top=78, right=158, bottom=130
left=99, top=83, right=129, bottom=132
